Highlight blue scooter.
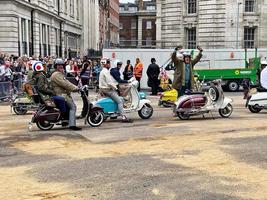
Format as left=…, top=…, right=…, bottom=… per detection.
left=94, top=80, right=153, bottom=120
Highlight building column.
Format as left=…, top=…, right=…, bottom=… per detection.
left=50, top=19, right=56, bottom=56
left=137, top=17, right=143, bottom=47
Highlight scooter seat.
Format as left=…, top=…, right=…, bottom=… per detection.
left=257, top=87, right=267, bottom=92
left=185, top=91, right=205, bottom=95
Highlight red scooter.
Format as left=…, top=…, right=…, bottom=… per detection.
left=29, top=86, right=104, bottom=130
left=173, top=80, right=233, bottom=120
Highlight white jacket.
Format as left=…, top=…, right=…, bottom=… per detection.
left=99, top=68, right=118, bottom=90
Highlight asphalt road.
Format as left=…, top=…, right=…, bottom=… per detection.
left=0, top=92, right=267, bottom=200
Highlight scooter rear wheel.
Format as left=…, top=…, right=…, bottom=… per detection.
left=87, top=110, right=104, bottom=127
left=177, top=112, right=190, bottom=120
left=36, top=121, right=54, bottom=130
left=13, top=106, right=28, bottom=115
left=248, top=105, right=262, bottom=113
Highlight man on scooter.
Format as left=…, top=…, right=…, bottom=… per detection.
left=172, top=46, right=203, bottom=96
left=99, top=58, right=133, bottom=123
left=51, top=58, right=82, bottom=131
left=110, top=60, right=131, bottom=97
left=32, top=61, right=67, bottom=121
left=260, top=60, right=267, bottom=89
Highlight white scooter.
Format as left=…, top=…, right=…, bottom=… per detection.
left=95, top=79, right=154, bottom=120
left=245, top=86, right=267, bottom=113
left=173, top=80, right=233, bottom=120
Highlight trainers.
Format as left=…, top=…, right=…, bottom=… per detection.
left=69, top=126, right=82, bottom=131
left=61, top=121, right=69, bottom=127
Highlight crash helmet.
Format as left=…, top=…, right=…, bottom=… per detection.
left=100, top=57, right=109, bottom=65
left=32, top=61, right=44, bottom=72
left=54, top=58, right=65, bottom=67
left=261, top=60, right=267, bottom=65
left=183, top=52, right=191, bottom=58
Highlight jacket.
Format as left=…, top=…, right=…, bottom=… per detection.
left=34, top=72, right=55, bottom=96
left=134, top=62, right=143, bottom=78
left=172, top=51, right=202, bottom=90
left=99, top=67, right=118, bottom=91
left=50, top=71, right=77, bottom=101
left=147, top=63, right=160, bottom=80
left=110, top=67, right=128, bottom=84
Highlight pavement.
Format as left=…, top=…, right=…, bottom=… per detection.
left=0, top=92, right=267, bottom=200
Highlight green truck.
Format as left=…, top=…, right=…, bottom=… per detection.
left=193, top=49, right=261, bottom=92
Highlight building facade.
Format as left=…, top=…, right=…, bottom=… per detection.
left=0, top=0, right=119, bottom=57
left=119, top=0, right=156, bottom=48
left=156, top=0, right=267, bottom=49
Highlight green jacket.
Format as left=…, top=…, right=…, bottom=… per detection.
left=172, top=51, right=202, bottom=90
left=33, top=72, right=55, bottom=103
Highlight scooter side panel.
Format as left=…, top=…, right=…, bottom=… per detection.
left=96, top=98, right=118, bottom=113
left=248, top=92, right=267, bottom=106
left=139, top=92, right=147, bottom=99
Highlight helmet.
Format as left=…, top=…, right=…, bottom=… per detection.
left=54, top=58, right=65, bottom=67
left=114, top=59, right=122, bottom=67
left=100, top=57, right=109, bottom=65
left=183, top=52, right=191, bottom=57
left=261, top=60, right=267, bottom=65
left=32, top=61, right=44, bottom=72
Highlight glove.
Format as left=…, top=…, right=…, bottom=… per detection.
left=197, top=46, right=203, bottom=52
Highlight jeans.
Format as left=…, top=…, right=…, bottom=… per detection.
left=66, top=99, right=77, bottom=127
left=102, top=90, right=124, bottom=114
left=52, top=96, right=67, bottom=113
left=178, top=82, right=190, bottom=97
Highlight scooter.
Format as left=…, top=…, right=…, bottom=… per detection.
left=11, top=93, right=40, bottom=115
left=173, top=79, right=233, bottom=120
left=29, top=85, right=104, bottom=131
left=95, top=80, right=153, bottom=120
left=158, top=85, right=178, bottom=107
left=244, top=82, right=267, bottom=113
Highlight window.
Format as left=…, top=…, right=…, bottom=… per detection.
left=70, top=0, right=74, bottom=16
left=119, top=6, right=125, bottom=12
left=245, top=0, right=255, bottom=12
left=64, top=0, right=67, bottom=13
left=188, top=0, right=196, bottom=14
left=128, top=6, right=137, bottom=12
left=131, top=20, right=136, bottom=29
left=146, top=5, right=156, bottom=11
left=21, top=18, right=27, bottom=55
left=76, top=0, right=79, bottom=20
left=146, top=37, right=152, bottom=46
left=119, top=23, right=123, bottom=30
left=131, top=37, right=136, bottom=46
left=146, top=21, right=152, bottom=30
left=186, top=28, right=196, bottom=49
left=244, top=27, right=256, bottom=48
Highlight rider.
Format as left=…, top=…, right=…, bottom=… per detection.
left=110, top=60, right=131, bottom=97
left=260, top=60, right=267, bottom=89
left=32, top=61, right=67, bottom=120
left=172, top=46, right=203, bottom=96
left=51, top=58, right=82, bottom=131
left=99, top=58, right=133, bottom=123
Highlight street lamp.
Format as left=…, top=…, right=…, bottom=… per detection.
left=236, top=2, right=242, bottom=49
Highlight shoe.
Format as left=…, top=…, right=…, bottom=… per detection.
left=122, top=118, right=134, bottom=123
left=69, top=126, right=82, bottom=131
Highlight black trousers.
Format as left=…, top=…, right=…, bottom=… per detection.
left=150, top=79, right=159, bottom=95
left=136, top=77, right=141, bottom=92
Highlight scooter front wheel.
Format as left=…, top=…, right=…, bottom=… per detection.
left=138, top=103, right=153, bottom=119
left=36, top=121, right=54, bottom=130
left=87, top=110, right=104, bottom=127
left=219, top=103, right=233, bottom=118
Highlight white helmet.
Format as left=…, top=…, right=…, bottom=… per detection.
left=32, top=61, right=44, bottom=72
left=100, top=57, right=109, bottom=65
left=261, top=60, right=267, bottom=65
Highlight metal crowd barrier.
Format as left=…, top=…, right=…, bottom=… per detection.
left=0, top=79, right=24, bottom=102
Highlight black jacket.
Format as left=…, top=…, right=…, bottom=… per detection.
left=147, top=63, right=160, bottom=80
left=110, top=67, right=128, bottom=84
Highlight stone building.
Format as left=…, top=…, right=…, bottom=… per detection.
left=119, top=0, right=156, bottom=48
left=156, top=0, right=267, bottom=49
left=0, top=0, right=119, bottom=57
